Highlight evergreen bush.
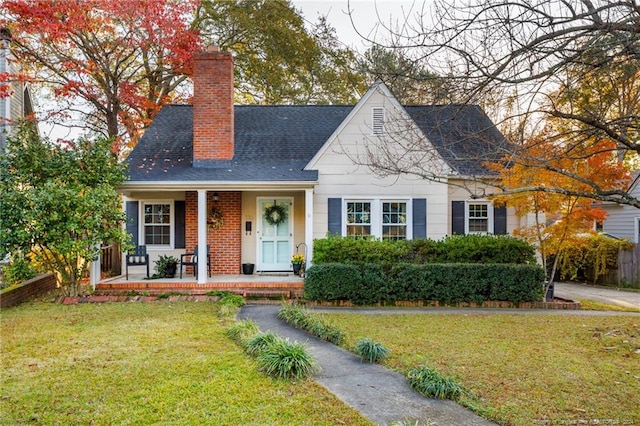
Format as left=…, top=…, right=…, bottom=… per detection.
left=304, top=263, right=545, bottom=304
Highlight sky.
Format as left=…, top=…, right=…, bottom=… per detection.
left=292, top=0, right=423, bottom=52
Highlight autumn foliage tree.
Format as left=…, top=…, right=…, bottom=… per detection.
left=1, top=0, right=201, bottom=152
left=491, top=131, right=631, bottom=295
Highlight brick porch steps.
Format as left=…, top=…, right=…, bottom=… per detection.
left=94, top=280, right=304, bottom=299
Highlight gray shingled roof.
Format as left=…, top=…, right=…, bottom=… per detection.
left=405, top=105, right=510, bottom=176
left=125, top=103, right=507, bottom=182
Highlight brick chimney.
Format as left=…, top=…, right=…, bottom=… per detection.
left=193, top=46, right=234, bottom=164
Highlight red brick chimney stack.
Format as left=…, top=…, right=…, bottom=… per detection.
left=193, top=45, right=234, bottom=163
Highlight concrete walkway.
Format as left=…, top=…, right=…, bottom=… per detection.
left=238, top=305, right=495, bottom=426
left=554, top=282, right=640, bottom=309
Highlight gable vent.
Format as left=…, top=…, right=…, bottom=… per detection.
left=372, top=107, right=385, bottom=135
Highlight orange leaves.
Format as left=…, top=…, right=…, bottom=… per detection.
left=492, top=131, right=631, bottom=258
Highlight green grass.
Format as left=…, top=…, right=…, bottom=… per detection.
left=578, top=299, right=640, bottom=312
left=321, top=312, right=640, bottom=426
left=1, top=302, right=372, bottom=425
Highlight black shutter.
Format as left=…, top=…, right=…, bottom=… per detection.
left=174, top=200, right=186, bottom=249
left=494, top=205, right=507, bottom=235
left=451, top=201, right=465, bottom=235
left=327, top=198, right=342, bottom=236
left=412, top=198, right=427, bottom=239
left=125, top=201, right=139, bottom=246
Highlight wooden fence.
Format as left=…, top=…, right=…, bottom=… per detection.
left=100, top=243, right=121, bottom=276
left=617, top=244, right=639, bottom=287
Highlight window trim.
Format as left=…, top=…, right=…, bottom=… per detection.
left=140, top=200, right=175, bottom=249
left=342, top=198, right=412, bottom=240
left=464, top=201, right=493, bottom=235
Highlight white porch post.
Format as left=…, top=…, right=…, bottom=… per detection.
left=305, top=188, right=314, bottom=268
left=197, top=190, right=207, bottom=283
left=89, top=244, right=101, bottom=289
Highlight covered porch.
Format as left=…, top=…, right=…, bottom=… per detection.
left=92, top=184, right=316, bottom=288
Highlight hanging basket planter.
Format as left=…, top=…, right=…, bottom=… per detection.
left=264, top=203, right=287, bottom=226
left=207, top=206, right=224, bottom=230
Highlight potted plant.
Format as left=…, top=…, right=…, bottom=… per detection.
left=291, top=253, right=305, bottom=276
left=155, top=255, right=179, bottom=278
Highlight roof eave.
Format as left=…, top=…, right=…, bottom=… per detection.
left=119, top=180, right=318, bottom=193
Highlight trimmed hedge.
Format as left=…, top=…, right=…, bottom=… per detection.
left=313, top=234, right=536, bottom=266
left=304, top=263, right=545, bottom=304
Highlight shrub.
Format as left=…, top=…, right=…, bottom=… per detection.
left=304, top=263, right=545, bottom=304
left=556, top=234, right=634, bottom=283
left=354, top=338, right=391, bottom=363
left=278, top=304, right=345, bottom=345
left=257, top=338, right=319, bottom=380
left=1, top=255, right=37, bottom=288
left=226, top=320, right=259, bottom=349
left=406, top=365, right=464, bottom=400
left=246, top=332, right=281, bottom=357
left=312, top=234, right=536, bottom=265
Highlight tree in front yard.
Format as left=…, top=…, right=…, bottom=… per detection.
left=491, top=131, right=631, bottom=296
left=0, top=122, right=130, bottom=296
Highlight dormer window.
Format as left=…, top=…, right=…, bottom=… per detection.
left=372, top=107, right=385, bottom=135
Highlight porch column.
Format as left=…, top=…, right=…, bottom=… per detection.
left=305, top=188, right=313, bottom=267
left=89, top=244, right=101, bottom=289
left=197, top=189, right=207, bottom=284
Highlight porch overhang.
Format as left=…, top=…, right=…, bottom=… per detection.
left=118, top=180, right=318, bottom=194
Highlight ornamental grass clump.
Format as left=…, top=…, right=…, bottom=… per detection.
left=226, top=320, right=259, bottom=349
left=278, top=304, right=345, bottom=345
left=246, top=332, right=281, bottom=357
left=257, top=338, right=319, bottom=380
left=406, top=365, right=464, bottom=401
left=354, top=338, right=391, bottom=363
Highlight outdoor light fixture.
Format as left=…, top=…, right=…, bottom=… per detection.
left=213, top=192, right=219, bottom=202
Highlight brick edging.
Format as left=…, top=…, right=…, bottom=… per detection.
left=298, top=299, right=581, bottom=310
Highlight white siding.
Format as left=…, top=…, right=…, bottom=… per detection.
left=311, top=86, right=451, bottom=240
left=602, top=180, right=640, bottom=242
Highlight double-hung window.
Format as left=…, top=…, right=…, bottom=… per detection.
left=466, top=202, right=491, bottom=234
left=143, top=202, right=172, bottom=246
left=346, top=201, right=371, bottom=238
left=345, top=199, right=410, bottom=240
left=382, top=201, right=407, bottom=240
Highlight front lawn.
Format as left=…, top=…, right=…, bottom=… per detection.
left=0, top=302, right=371, bottom=425
left=320, top=312, right=640, bottom=426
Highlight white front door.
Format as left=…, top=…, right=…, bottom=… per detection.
left=258, top=198, right=293, bottom=271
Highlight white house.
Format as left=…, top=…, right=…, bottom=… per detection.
left=118, top=46, right=527, bottom=282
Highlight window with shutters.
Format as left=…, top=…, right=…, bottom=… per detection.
left=372, top=107, right=385, bottom=135
left=344, top=199, right=411, bottom=240
left=142, top=202, right=173, bottom=247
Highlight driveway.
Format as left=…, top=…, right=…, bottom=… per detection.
left=554, top=282, right=640, bottom=309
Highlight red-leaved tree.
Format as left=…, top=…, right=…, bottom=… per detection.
left=1, top=0, right=201, bottom=153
